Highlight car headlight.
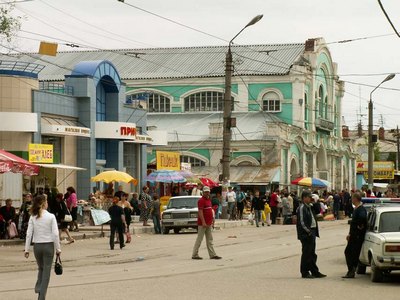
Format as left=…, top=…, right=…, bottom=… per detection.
left=190, top=213, right=198, bottom=218
left=163, top=213, right=172, bottom=219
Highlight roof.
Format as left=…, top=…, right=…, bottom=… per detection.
left=0, top=43, right=305, bottom=81
left=148, top=111, right=282, bottom=142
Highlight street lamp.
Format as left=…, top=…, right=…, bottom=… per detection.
left=368, top=73, right=395, bottom=189
left=221, top=14, right=263, bottom=184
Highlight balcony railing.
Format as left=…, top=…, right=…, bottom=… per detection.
left=39, top=82, right=73, bottom=95
left=315, top=118, right=334, bottom=131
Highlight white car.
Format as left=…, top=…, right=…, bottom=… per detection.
left=161, top=196, right=200, bottom=234
left=358, top=205, right=400, bottom=282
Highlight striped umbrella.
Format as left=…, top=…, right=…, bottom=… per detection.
left=146, top=170, right=187, bottom=183
left=291, top=177, right=330, bottom=188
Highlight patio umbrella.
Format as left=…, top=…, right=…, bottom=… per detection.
left=291, top=177, right=330, bottom=188
left=0, top=149, right=40, bottom=176
left=146, top=170, right=186, bottom=183
left=178, top=170, right=200, bottom=183
left=199, top=177, right=219, bottom=188
left=91, top=170, right=138, bottom=185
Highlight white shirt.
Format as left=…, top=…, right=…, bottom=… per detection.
left=226, top=191, right=236, bottom=203
left=25, top=210, right=61, bottom=253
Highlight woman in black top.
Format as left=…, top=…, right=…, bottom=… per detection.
left=54, top=193, right=74, bottom=244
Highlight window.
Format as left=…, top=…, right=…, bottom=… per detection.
left=96, top=140, right=106, bottom=160
left=126, top=92, right=171, bottom=113
left=379, top=212, right=400, bottom=233
left=184, top=91, right=232, bottom=112
left=180, top=155, right=206, bottom=167
left=304, top=92, right=309, bottom=130
left=318, top=85, right=324, bottom=117
left=262, top=91, right=280, bottom=112
left=96, top=84, right=106, bottom=121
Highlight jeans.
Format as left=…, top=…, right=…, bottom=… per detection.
left=152, top=215, right=161, bottom=234
left=254, top=210, right=263, bottom=226
left=228, top=202, right=235, bottom=220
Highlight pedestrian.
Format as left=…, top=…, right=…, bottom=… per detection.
left=129, top=192, right=140, bottom=216
left=151, top=195, right=161, bottom=234
left=54, top=193, right=74, bottom=244
left=282, top=192, right=292, bottom=224
left=192, top=186, right=222, bottom=260
left=66, top=186, right=79, bottom=232
left=342, top=191, right=367, bottom=278
left=296, top=189, right=326, bottom=279
left=19, top=193, right=33, bottom=240
left=269, top=189, right=279, bottom=224
left=108, top=196, right=127, bottom=250
left=139, top=186, right=152, bottom=226
left=114, top=185, right=125, bottom=200
left=119, top=193, right=133, bottom=243
left=24, top=195, right=61, bottom=300
left=226, top=186, right=236, bottom=220
left=332, top=190, right=341, bottom=220
left=236, top=188, right=246, bottom=220
left=191, top=183, right=203, bottom=196
left=251, top=190, right=265, bottom=227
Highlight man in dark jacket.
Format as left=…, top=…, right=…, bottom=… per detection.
left=108, top=196, right=127, bottom=250
left=296, top=190, right=326, bottom=279
left=342, top=191, right=367, bottom=278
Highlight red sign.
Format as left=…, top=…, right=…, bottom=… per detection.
left=120, top=127, right=137, bottom=136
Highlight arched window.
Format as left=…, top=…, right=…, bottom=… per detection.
left=318, top=85, right=324, bottom=117
left=184, top=91, right=233, bottom=112
left=324, top=95, right=328, bottom=119
left=262, top=91, right=281, bottom=112
left=180, top=155, right=206, bottom=167
left=126, top=92, right=171, bottom=112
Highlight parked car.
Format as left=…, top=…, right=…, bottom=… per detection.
left=161, top=196, right=200, bottom=234
left=358, top=205, right=400, bottom=282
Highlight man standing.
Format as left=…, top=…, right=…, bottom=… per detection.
left=226, top=186, right=236, bottom=220
left=192, top=186, right=222, bottom=260
left=296, top=190, right=326, bottom=279
left=108, top=196, right=127, bottom=250
left=269, top=189, right=279, bottom=224
left=342, top=192, right=367, bottom=278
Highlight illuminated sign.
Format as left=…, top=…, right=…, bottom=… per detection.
left=156, top=151, right=180, bottom=170
left=356, top=161, right=394, bottom=180
left=29, top=144, right=54, bottom=163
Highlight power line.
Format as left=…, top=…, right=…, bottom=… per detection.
left=377, top=0, right=400, bottom=38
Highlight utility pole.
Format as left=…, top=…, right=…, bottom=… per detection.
left=368, top=74, right=395, bottom=189
left=221, top=15, right=263, bottom=184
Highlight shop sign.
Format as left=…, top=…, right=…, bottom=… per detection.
left=95, top=121, right=137, bottom=140
left=29, top=144, right=54, bottom=163
left=356, top=161, right=394, bottom=180
left=156, top=151, right=180, bottom=170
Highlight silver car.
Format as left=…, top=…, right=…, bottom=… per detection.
left=161, top=196, right=200, bottom=234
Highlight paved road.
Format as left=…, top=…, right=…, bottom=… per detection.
left=1, top=220, right=399, bottom=300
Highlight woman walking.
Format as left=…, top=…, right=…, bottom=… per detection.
left=24, top=195, right=61, bottom=300
left=139, top=186, right=152, bottom=226
left=66, top=187, right=79, bottom=232
left=54, top=193, right=74, bottom=244
left=119, top=192, right=133, bottom=243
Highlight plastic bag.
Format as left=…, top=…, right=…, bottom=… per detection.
left=248, top=213, right=254, bottom=221
left=262, top=211, right=266, bottom=222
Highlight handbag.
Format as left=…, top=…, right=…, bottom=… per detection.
left=54, top=255, right=63, bottom=275
left=63, top=205, right=73, bottom=223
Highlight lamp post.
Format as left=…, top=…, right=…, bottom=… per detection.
left=221, top=14, right=263, bottom=184
left=368, top=73, right=395, bottom=189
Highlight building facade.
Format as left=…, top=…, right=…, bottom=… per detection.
left=0, top=60, right=150, bottom=202
left=1, top=37, right=357, bottom=192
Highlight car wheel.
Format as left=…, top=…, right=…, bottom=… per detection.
left=357, top=263, right=367, bottom=275
left=371, top=259, right=384, bottom=282
left=162, top=227, right=169, bottom=234
left=173, top=228, right=180, bottom=234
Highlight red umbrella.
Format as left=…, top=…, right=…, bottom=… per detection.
left=0, top=149, right=40, bottom=176
left=200, top=177, right=219, bottom=188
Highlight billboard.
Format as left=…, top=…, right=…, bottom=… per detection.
left=356, top=161, right=394, bottom=180
left=156, top=151, right=180, bottom=170
left=29, top=144, right=54, bottom=163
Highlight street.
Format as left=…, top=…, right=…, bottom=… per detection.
left=0, top=220, right=399, bottom=300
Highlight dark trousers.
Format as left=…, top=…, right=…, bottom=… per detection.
left=271, top=206, right=278, bottom=224
left=152, top=215, right=161, bottom=234
left=237, top=202, right=244, bottom=220
left=344, top=237, right=363, bottom=272
left=300, top=230, right=319, bottom=276
left=110, top=223, right=124, bottom=249
left=33, top=242, right=54, bottom=300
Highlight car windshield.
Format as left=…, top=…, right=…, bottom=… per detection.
left=167, top=198, right=198, bottom=209
left=379, top=212, right=400, bottom=233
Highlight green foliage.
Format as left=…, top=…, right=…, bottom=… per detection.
left=0, top=4, right=21, bottom=43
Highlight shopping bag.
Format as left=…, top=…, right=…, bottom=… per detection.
left=7, top=222, right=18, bottom=239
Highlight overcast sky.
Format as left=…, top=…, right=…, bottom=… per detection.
left=3, top=0, right=400, bottom=130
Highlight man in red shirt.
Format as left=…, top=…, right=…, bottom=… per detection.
left=192, top=186, right=222, bottom=260
left=269, top=189, right=280, bottom=224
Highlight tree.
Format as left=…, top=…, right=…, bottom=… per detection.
left=0, top=4, right=21, bottom=43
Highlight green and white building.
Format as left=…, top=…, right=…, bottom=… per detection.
left=2, top=37, right=357, bottom=191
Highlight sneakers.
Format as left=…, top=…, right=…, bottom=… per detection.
left=210, top=255, right=222, bottom=260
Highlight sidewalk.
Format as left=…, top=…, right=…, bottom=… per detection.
left=0, top=218, right=250, bottom=247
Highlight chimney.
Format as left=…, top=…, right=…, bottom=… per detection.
left=378, top=127, right=385, bottom=140
left=305, top=39, right=316, bottom=52
left=342, top=125, right=349, bottom=138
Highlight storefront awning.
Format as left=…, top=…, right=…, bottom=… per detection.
left=34, top=163, right=86, bottom=171
left=192, top=166, right=281, bottom=185
left=41, top=116, right=91, bottom=138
